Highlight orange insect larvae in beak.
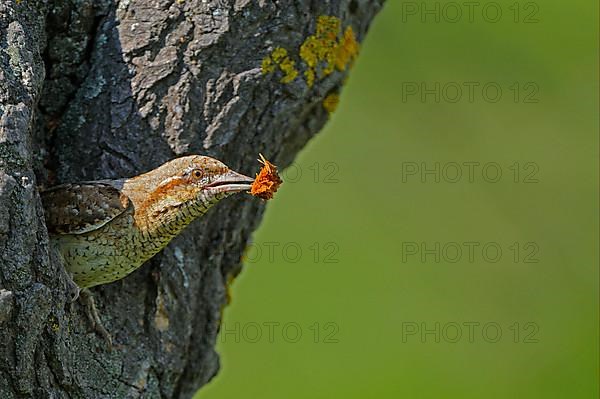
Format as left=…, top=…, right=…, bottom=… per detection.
left=250, top=154, right=283, bottom=200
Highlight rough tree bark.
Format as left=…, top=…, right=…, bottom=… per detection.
left=0, top=0, right=384, bottom=397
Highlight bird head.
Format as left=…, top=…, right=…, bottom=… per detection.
left=129, top=155, right=254, bottom=223
left=182, top=155, right=254, bottom=197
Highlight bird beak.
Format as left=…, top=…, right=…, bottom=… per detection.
left=204, top=169, right=254, bottom=194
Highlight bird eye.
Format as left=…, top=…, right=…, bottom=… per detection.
left=192, top=169, right=203, bottom=179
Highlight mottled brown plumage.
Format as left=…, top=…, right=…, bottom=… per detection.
left=42, top=183, right=130, bottom=235
left=42, top=155, right=254, bottom=289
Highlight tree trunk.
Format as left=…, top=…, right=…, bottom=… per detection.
left=0, top=1, right=383, bottom=397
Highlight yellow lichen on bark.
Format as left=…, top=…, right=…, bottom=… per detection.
left=261, top=47, right=299, bottom=84
left=299, top=16, right=360, bottom=87
left=262, top=16, right=360, bottom=88
left=261, top=57, right=275, bottom=74
left=323, top=93, right=340, bottom=114
left=335, top=26, right=360, bottom=71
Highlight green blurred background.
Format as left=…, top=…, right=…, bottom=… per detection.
left=201, top=1, right=599, bottom=398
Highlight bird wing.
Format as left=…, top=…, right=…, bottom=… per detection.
left=41, top=182, right=131, bottom=235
